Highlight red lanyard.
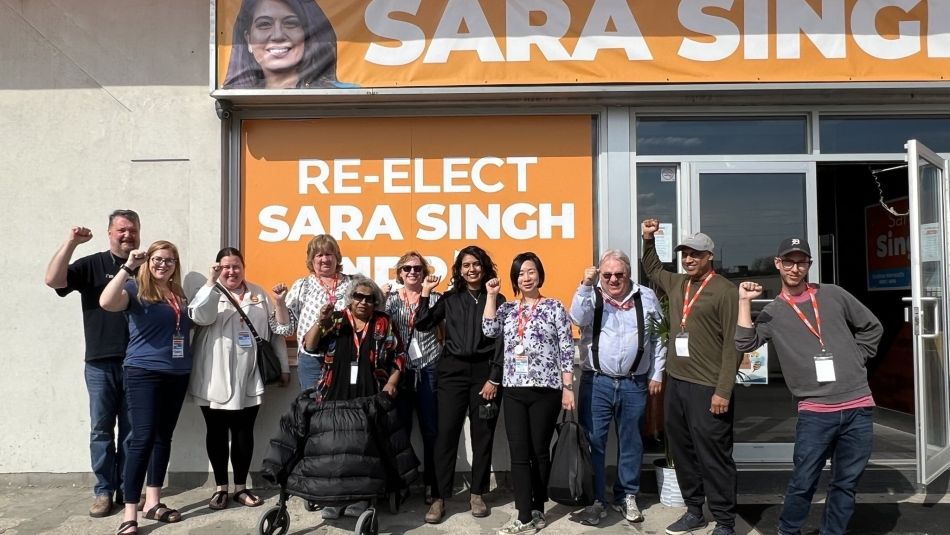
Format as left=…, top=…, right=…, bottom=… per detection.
left=166, top=294, right=182, bottom=334
left=517, top=297, right=543, bottom=341
left=603, top=290, right=634, bottom=311
left=780, top=287, right=824, bottom=350
left=681, top=271, right=715, bottom=329
left=399, top=288, right=419, bottom=332
left=319, top=275, right=340, bottom=304
left=345, top=309, right=369, bottom=354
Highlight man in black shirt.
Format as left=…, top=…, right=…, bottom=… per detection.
left=45, top=210, right=140, bottom=517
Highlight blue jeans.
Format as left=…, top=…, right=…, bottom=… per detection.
left=395, top=365, right=439, bottom=488
left=779, top=407, right=874, bottom=535
left=578, top=371, right=648, bottom=503
left=297, top=353, right=324, bottom=391
left=123, top=367, right=189, bottom=503
left=85, top=359, right=131, bottom=498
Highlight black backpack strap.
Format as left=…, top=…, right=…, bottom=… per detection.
left=591, top=288, right=604, bottom=373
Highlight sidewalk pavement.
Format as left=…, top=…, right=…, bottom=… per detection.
left=1, top=484, right=947, bottom=535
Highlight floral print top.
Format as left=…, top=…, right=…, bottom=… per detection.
left=482, top=298, right=574, bottom=389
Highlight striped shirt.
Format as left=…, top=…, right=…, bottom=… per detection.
left=385, top=290, right=442, bottom=370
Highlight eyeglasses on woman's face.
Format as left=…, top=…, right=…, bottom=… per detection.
left=351, top=292, right=376, bottom=304
left=400, top=265, right=424, bottom=273
left=150, top=257, right=177, bottom=266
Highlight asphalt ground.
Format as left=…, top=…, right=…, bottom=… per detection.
left=1, top=483, right=947, bottom=535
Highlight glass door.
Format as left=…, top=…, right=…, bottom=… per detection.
left=906, top=139, right=950, bottom=485
left=689, top=161, right=818, bottom=461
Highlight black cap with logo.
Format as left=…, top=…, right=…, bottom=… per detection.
left=777, top=237, right=811, bottom=258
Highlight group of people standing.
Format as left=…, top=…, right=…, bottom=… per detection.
left=48, top=209, right=882, bottom=535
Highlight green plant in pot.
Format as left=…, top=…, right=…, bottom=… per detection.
left=646, top=295, right=674, bottom=469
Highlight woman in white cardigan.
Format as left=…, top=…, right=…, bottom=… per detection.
left=188, top=247, right=290, bottom=511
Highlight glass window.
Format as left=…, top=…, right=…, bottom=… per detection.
left=636, top=117, right=808, bottom=155
left=636, top=165, right=678, bottom=278
left=820, top=116, right=950, bottom=154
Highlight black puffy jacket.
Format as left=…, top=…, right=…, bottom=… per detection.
left=261, top=390, right=418, bottom=502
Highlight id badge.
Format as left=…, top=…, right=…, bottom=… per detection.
left=408, top=338, right=422, bottom=362
left=350, top=362, right=359, bottom=385
left=814, top=352, right=836, bottom=382
left=172, top=335, right=185, bottom=359
left=674, top=332, right=690, bottom=357
left=237, top=330, right=253, bottom=348
left=514, top=354, right=530, bottom=375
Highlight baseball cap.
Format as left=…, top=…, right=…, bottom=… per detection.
left=777, top=237, right=811, bottom=258
left=674, top=232, right=715, bottom=253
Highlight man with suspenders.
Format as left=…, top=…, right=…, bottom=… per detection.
left=569, top=249, right=667, bottom=526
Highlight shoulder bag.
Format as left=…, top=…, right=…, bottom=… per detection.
left=215, top=282, right=282, bottom=385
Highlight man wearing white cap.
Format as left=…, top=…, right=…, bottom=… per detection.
left=735, top=237, right=882, bottom=535
left=641, top=219, right=741, bottom=535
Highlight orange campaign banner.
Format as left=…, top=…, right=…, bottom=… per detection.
left=240, top=115, right=594, bottom=306
left=216, top=0, right=950, bottom=90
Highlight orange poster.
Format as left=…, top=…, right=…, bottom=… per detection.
left=241, top=115, right=594, bottom=306
left=217, top=0, right=950, bottom=90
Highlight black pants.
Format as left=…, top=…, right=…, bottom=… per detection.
left=433, top=356, right=500, bottom=499
left=199, top=405, right=260, bottom=486
left=123, top=367, right=189, bottom=503
left=665, top=376, right=737, bottom=527
left=504, top=386, right=561, bottom=523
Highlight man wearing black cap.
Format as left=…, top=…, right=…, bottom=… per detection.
left=641, top=219, right=741, bottom=535
left=735, top=237, right=882, bottom=535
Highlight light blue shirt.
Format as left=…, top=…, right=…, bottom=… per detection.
left=569, top=282, right=666, bottom=381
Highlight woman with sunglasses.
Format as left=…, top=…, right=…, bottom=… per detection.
left=300, top=276, right=406, bottom=520
left=270, top=234, right=354, bottom=390
left=414, top=245, right=505, bottom=524
left=384, top=251, right=443, bottom=504
left=483, top=252, right=575, bottom=534
left=100, top=241, right=193, bottom=535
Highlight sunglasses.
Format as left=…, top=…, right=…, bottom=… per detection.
left=400, top=265, right=424, bottom=273
left=601, top=272, right=625, bottom=281
left=352, top=292, right=377, bottom=304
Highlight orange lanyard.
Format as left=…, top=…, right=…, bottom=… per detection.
left=319, top=275, right=340, bottom=304
left=345, top=309, right=368, bottom=354
left=681, top=271, right=714, bottom=329
left=780, top=287, right=824, bottom=350
left=399, top=288, right=419, bottom=332
left=517, top=298, right=543, bottom=341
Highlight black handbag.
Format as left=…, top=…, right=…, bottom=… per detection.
left=215, top=282, right=282, bottom=385
left=548, top=409, right=594, bottom=506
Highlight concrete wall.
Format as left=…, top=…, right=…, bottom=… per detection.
left=0, top=0, right=522, bottom=480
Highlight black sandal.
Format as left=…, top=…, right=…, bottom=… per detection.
left=233, top=489, right=264, bottom=507
left=208, top=490, right=229, bottom=510
left=116, top=520, right=138, bottom=534
left=143, top=502, right=182, bottom=523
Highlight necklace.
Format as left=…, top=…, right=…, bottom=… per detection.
left=467, top=288, right=480, bottom=304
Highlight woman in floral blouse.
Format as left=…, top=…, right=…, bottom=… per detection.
left=482, top=252, right=575, bottom=535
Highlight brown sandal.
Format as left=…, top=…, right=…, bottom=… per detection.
left=233, top=489, right=264, bottom=507
left=143, top=502, right=182, bottom=523
left=209, top=490, right=229, bottom=510
left=116, top=520, right=138, bottom=534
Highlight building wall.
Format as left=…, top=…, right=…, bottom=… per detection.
left=0, top=1, right=523, bottom=479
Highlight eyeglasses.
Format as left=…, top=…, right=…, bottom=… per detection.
left=150, top=257, right=177, bottom=266
left=400, top=265, right=424, bottom=273
left=780, top=259, right=812, bottom=270
left=352, top=292, right=376, bottom=304
left=601, top=272, right=625, bottom=281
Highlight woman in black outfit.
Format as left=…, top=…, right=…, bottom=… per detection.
left=415, top=245, right=505, bottom=524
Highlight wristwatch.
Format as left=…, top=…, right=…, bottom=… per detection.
left=562, top=383, right=574, bottom=391
left=120, top=265, right=135, bottom=276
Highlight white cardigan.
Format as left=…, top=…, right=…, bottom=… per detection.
left=188, top=282, right=289, bottom=410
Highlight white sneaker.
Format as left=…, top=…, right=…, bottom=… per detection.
left=497, top=519, right=538, bottom=534
left=612, top=494, right=644, bottom=523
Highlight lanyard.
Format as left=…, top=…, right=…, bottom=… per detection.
left=399, top=288, right=420, bottom=334
left=681, top=271, right=715, bottom=329
left=517, top=297, right=543, bottom=341
left=166, top=294, right=182, bottom=334
left=602, top=289, right=635, bottom=311
left=780, top=287, right=824, bottom=350
left=319, top=275, right=340, bottom=304
left=344, top=309, right=369, bottom=355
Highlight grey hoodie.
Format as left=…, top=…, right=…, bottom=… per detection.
left=735, top=284, right=883, bottom=405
